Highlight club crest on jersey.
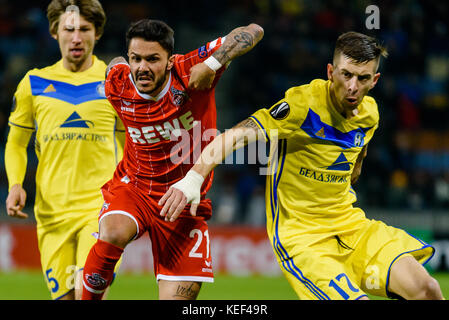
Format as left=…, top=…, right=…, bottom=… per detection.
left=354, top=132, right=364, bottom=147
left=171, top=87, right=189, bottom=107
left=269, top=102, right=290, bottom=120
left=96, top=81, right=106, bottom=98
left=85, top=272, right=107, bottom=288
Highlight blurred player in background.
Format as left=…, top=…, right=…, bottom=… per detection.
left=81, top=19, right=264, bottom=300
left=160, top=31, right=445, bottom=300
left=5, top=0, right=124, bottom=300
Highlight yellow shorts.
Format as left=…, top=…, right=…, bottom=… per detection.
left=272, top=219, right=434, bottom=300
left=37, top=214, right=121, bottom=299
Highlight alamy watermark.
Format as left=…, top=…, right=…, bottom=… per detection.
left=127, top=119, right=277, bottom=176
left=65, top=5, right=81, bottom=29
left=365, top=5, right=380, bottom=30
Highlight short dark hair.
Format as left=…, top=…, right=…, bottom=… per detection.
left=47, top=0, right=106, bottom=37
left=126, top=19, right=174, bottom=56
left=333, top=31, right=388, bottom=65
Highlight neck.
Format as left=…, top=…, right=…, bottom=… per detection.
left=62, top=55, right=94, bottom=72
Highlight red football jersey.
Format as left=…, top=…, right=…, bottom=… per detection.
left=105, top=37, right=227, bottom=198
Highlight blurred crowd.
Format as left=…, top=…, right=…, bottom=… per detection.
left=0, top=0, right=448, bottom=224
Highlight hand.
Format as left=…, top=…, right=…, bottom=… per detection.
left=158, top=187, right=194, bottom=222
left=6, top=184, right=28, bottom=219
left=188, top=62, right=216, bottom=90
left=158, top=171, right=204, bottom=222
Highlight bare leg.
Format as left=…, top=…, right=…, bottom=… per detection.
left=58, top=290, right=75, bottom=300
left=158, top=280, right=202, bottom=300
left=388, top=255, right=444, bottom=300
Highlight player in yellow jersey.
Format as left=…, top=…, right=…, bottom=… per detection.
left=5, top=0, right=124, bottom=300
left=159, top=32, right=445, bottom=300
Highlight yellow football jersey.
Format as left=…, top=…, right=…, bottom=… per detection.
left=250, top=79, right=379, bottom=248
left=250, top=80, right=436, bottom=300
left=8, top=56, right=124, bottom=227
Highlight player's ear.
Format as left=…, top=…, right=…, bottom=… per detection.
left=50, top=30, right=58, bottom=41
left=370, top=73, right=381, bottom=89
left=167, top=54, right=175, bottom=71
left=327, top=63, right=334, bottom=81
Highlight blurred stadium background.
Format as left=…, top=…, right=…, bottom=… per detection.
left=0, top=0, right=448, bottom=299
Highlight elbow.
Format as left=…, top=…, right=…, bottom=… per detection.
left=247, top=23, right=264, bottom=41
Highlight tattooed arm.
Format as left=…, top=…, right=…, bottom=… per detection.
left=188, top=24, right=264, bottom=90
left=159, top=118, right=263, bottom=221
left=212, top=23, right=264, bottom=65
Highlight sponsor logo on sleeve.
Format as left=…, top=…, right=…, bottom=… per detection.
left=269, top=102, right=290, bottom=120
left=198, top=45, right=208, bottom=59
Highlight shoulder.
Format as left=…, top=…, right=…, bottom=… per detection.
left=361, top=95, right=379, bottom=124
left=15, top=68, right=42, bottom=92
left=106, top=57, right=129, bottom=77
left=27, top=59, right=62, bottom=77
left=94, top=56, right=108, bottom=69
left=173, top=53, right=185, bottom=63
left=285, top=79, right=327, bottom=100
left=282, top=79, right=326, bottom=112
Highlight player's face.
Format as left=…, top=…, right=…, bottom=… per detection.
left=128, top=38, right=174, bottom=96
left=327, top=54, right=380, bottom=116
left=53, top=12, right=99, bottom=72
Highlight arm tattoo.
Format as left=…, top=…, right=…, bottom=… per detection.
left=212, top=25, right=262, bottom=64
left=233, top=31, right=254, bottom=49
left=234, top=117, right=260, bottom=130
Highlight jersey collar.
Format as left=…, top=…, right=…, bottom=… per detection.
left=128, top=72, right=172, bottom=102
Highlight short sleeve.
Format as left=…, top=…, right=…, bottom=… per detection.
left=174, top=36, right=228, bottom=88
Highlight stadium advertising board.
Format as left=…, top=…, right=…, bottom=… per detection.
left=0, top=224, right=281, bottom=276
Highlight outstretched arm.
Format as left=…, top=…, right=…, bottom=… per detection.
left=158, top=118, right=262, bottom=221
left=188, top=23, right=264, bottom=90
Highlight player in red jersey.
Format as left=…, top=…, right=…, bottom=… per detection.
left=81, top=19, right=264, bottom=300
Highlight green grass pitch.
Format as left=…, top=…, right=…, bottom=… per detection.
left=1, top=271, right=449, bottom=300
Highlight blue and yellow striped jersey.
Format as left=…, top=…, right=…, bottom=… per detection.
left=250, top=79, right=379, bottom=244
left=8, top=56, right=124, bottom=226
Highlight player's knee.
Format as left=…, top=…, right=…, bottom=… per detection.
left=422, top=277, right=442, bottom=300
left=99, top=225, right=132, bottom=248
left=99, top=214, right=137, bottom=248
left=413, top=276, right=441, bottom=300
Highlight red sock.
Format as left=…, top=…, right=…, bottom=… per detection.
left=81, top=239, right=123, bottom=300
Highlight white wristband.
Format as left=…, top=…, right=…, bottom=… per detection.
left=171, top=170, right=204, bottom=204
left=203, top=56, right=222, bottom=72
